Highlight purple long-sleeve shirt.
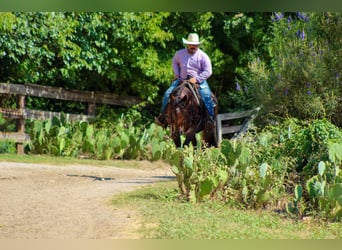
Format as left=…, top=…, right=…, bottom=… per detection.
left=172, top=48, right=212, bottom=83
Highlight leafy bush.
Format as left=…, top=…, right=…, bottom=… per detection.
left=0, top=140, right=16, bottom=154
left=238, top=13, right=342, bottom=128
left=167, top=145, right=228, bottom=203
left=26, top=113, right=171, bottom=161
left=168, top=118, right=341, bottom=221
left=218, top=134, right=290, bottom=209
left=220, top=118, right=342, bottom=220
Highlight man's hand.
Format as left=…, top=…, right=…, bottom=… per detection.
left=189, top=77, right=197, bottom=84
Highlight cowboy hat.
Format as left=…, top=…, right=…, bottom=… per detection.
left=182, top=33, right=203, bottom=45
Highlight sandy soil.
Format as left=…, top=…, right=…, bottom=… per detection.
left=0, top=160, right=174, bottom=239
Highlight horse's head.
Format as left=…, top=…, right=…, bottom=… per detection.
left=171, top=85, right=190, bottom=108
left=169, top=83, right=193, bottom=129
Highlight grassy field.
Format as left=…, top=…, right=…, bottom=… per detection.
left=0, top=153, right=152, bottom=169
left=111, top=181, right=342, bottom=239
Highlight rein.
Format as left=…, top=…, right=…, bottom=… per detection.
left=184, top=81, right=200, bottom=106
left=181, top=81, right=205, bottom=132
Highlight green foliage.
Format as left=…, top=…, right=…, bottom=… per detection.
left=165, top=118, right=340, bottom=220
left=304, top=161, right=342, bottom=221
left=0, top=113, right=20, bottom=154
left=219, top=139, right=287, bottom=209
left=278, top=118, right=342, bottom=179
left=286, top=185, right=305, bottom=216
left=0, top=113, right=5, bottom=126
left=167, top=145, right=228, bottom=203
left=228, top=118, right=342, bottom=221
left=239, top=12, right=342, bottom=127
left=213, top=12, right=271, bottom=113
left=0, top=12, right=174, bottom=99
left=26, top=112, right=171, bottom=161
left=0, top=140, right=16, bottom=154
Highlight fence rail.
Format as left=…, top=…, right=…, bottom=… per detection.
left=0, top=83, right=140, bottom=108
left=216, top=107, right=260, bottom=145
left=0, top=82, right=141, bottom=154
left=0, top=108, right=91, bottom=121
left=0, top=132, right=30, bottom=143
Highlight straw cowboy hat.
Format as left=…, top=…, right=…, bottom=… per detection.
left=182, top=33, right=203, bottom=45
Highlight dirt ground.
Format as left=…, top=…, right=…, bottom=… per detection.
left=0, top=160, right=174, bottom=239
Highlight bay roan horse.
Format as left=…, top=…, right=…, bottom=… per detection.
left=164, top=80, right=218, bottom=148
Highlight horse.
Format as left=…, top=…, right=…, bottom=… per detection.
left=163, top=80, right=218, bottom=148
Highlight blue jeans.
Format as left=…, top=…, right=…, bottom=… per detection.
left=161, top=80, right=215, bottom=119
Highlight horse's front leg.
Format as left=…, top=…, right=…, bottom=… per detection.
left=184, top=129, right=197, bottom=147
left=172, top=131, right=182, bottom=148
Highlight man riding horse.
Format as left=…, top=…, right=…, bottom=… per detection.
left=155, top=33, right=215, bottom=129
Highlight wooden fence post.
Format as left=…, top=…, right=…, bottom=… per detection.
left=87, top=102, right=96, bottom=116
left=16, top=95, right=25, bottom=154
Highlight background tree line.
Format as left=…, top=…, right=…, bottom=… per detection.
left=0, top=12, right=341, bottom=127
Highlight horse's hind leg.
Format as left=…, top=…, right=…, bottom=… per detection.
left=210, top=130, right=218, bottom=147
left=202, top=123, right=218, bottom=148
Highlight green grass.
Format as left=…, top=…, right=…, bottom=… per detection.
left=0, top=153, right=154, bottom=169
left=111, top=181, right=342, bottom=239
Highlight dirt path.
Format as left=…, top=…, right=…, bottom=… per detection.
left=0, top=160, right=174, bottom=239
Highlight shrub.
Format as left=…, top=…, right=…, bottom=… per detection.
left=238, top=12, right=342, bottom=128
left=26, top=113, right=171, bottom=161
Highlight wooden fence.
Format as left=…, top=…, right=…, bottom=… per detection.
left=0, top=83, right=141, bottom=154
left=216, top=107, right=260, bottom=145
left=1, top=82, right=260, bottom=153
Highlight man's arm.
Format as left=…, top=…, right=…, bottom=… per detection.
left=196, top=53, right=212, bottom=83
left=172, top=54, right=180, bottom=80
